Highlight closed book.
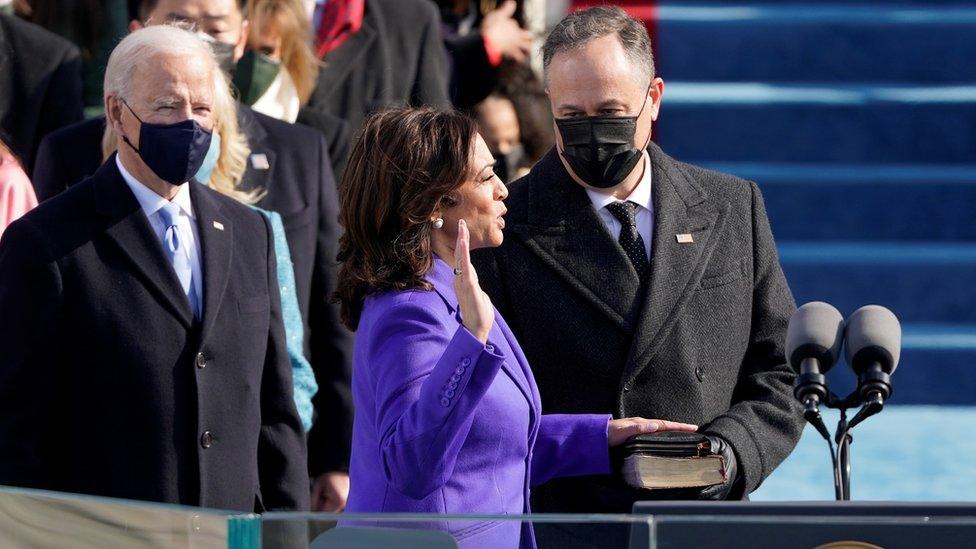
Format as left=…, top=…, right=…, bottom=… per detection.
left=620, top=431, right=727, bottom=490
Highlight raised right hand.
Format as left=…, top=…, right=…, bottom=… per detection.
left=453, top=219, right=494, bottom=343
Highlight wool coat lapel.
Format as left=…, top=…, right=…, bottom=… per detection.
left=621, top=145, right=730, bottom=387
left=94, top=158, right=194, bottom=327
left=237, top=106, right=278, bottom=194
left=189, top=181, right=234, bottom=343
left=510, top=151, right=645, bottom=332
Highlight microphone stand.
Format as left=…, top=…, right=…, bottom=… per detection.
left=803, top=389, right=880, bottom=501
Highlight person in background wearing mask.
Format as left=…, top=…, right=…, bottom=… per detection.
left=472, top=92, right=522, bottom=183
left=237, top=0, right=317, bottom=123
left=0, top=134, right=37, bottom=235
left=471, top=60, right=553, bottom=183
left=235, top=0, right=351, bottom=175
left=473, top=7, right=802, bottom=546
left=31, top=0, right=356, bottom=513
left=0, top=24, right=308, bottom=512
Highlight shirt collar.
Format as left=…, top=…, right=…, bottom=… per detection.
left=116, top=155, right=195, bottom=220
left=585, top=151, right=653, bottom=212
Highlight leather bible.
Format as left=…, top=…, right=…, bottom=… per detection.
left=621, top=431, right=727, bottom=489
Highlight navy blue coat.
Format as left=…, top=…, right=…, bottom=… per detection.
left=0, top=159, right=309, bottom=511
left=30, top=106, right=355, bottom=474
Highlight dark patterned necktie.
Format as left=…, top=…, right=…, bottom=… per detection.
left=606, top=201, right=649, bottom=282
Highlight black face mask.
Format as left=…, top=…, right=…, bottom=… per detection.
left=554, top=91, right=653, bottom=189
left=120, top=100, right=214, bottom=185
left=209, top=40, right=237, bottom=76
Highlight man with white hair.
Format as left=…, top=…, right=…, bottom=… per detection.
left=0, top=25, right=309, bottom=512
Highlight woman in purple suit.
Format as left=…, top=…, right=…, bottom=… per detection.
left=335, top=108, right=697, bottom=548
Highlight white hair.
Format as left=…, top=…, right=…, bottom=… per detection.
left=104, top=24, right=217, bottom=102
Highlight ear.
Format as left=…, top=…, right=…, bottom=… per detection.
left=235, top=19, right=250, bottom=63
left=648, top=77, right=665, bottom=122
left=128, top=19, right=143, bottom=33
left=105, top=95, right=125, bottom=134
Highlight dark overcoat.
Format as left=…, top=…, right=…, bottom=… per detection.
left=474, top=143, right=804, bottom=512
left=29, top=106, right=355, bottom=474
left=0, top=158, right=309, bottom=511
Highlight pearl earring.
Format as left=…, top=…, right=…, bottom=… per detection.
left=432, top=218, right=444, bottom=229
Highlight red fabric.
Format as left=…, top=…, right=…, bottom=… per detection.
left=482, top=33, right=502, bottom=67
left=315, top=0, right=366, bottom=59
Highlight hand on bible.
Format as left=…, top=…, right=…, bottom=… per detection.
left=608, top=417, right=699, bottom=447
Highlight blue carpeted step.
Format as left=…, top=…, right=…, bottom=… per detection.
left=657, top=83, right=976, bottom=164
left=777, top=242, right=976, bottom=323
left=655, top=4, right=976, bottom=83
left=820, top=324, right=976, bottom=405
left=700, top=163, right=976, bottom=241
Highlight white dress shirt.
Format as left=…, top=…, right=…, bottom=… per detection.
left=116, top=155, right=204, bottom=310
left=585, top=152, right=654, bottom=258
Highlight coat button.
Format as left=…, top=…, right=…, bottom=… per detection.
left=455, top=366, right=466, bottom=375
left=695, top=366, right=705, bottom=382
left=440, top=397, right=451, bottom=408
left=195, top=352, right=207, bottom=369
left=447, top=381, right=458, bottom=390
left=450, top=373, right=462, bottom=383
left=444, top=389, right=455, bottom=398
left=460, top=357, right=471, bottom=367
left=623, top=384, right=631, bottom=393
left=200, top=431, right=214, bottom=449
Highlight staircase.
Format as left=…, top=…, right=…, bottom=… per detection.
left=574, top=0, right=976, bottom=405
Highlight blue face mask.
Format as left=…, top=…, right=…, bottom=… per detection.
left=193, top=131, right=221, bottom=185
left=120, top=100, right=213, bottom=185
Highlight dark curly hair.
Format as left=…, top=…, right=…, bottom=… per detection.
left=333, top=107, right=478, bottom=330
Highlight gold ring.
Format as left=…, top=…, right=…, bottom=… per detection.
left=453, top=267, right=462, bottom=276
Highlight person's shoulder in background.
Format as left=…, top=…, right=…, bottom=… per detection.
left=31, top=117, right=106, bottom=202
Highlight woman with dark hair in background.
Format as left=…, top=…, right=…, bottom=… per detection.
left=336, top=107, right=696, bottom=548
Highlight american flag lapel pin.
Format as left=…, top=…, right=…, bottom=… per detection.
left=250, top=153, right=270, bottom=170
left=676, top=233, right=694, bottom=244
left=213, top=221, right=225, bottom=231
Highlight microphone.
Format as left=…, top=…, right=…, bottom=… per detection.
left=845, top=305, right=901, bottom=428
left=786, top=302, right=845, bottom=440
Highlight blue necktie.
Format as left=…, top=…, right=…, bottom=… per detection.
left=158, top=203, right=200, bottom=319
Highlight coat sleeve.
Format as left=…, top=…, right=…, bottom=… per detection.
left=257, top=214, right=311, bottom=511
left=307, top=133, right=356, bottom=476
left=530, top=414, right=611, bottom=487
left=368, top=300, right=506, bottom=500
left=0, top=217, right=62, bottom=487
left=411, top=0, right=451, bottom=109
left=700, top=182, right=804, bottom=495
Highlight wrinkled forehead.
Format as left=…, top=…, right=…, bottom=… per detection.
left=129, top=51, right=215, bottom=103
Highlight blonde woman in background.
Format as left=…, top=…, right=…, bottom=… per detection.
left=236, top=0, right=320, bottom=123
left=100, top=63, right=318, bottom=430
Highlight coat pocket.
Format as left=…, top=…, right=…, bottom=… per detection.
left=699, top=257, right=748, bottom=290
left=238, top=295, right=270, bottom=315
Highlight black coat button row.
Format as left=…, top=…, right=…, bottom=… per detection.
left=441, top=357, right=471, bottom=407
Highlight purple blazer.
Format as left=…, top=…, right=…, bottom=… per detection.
left=345, top=258, right=611, bottom=548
